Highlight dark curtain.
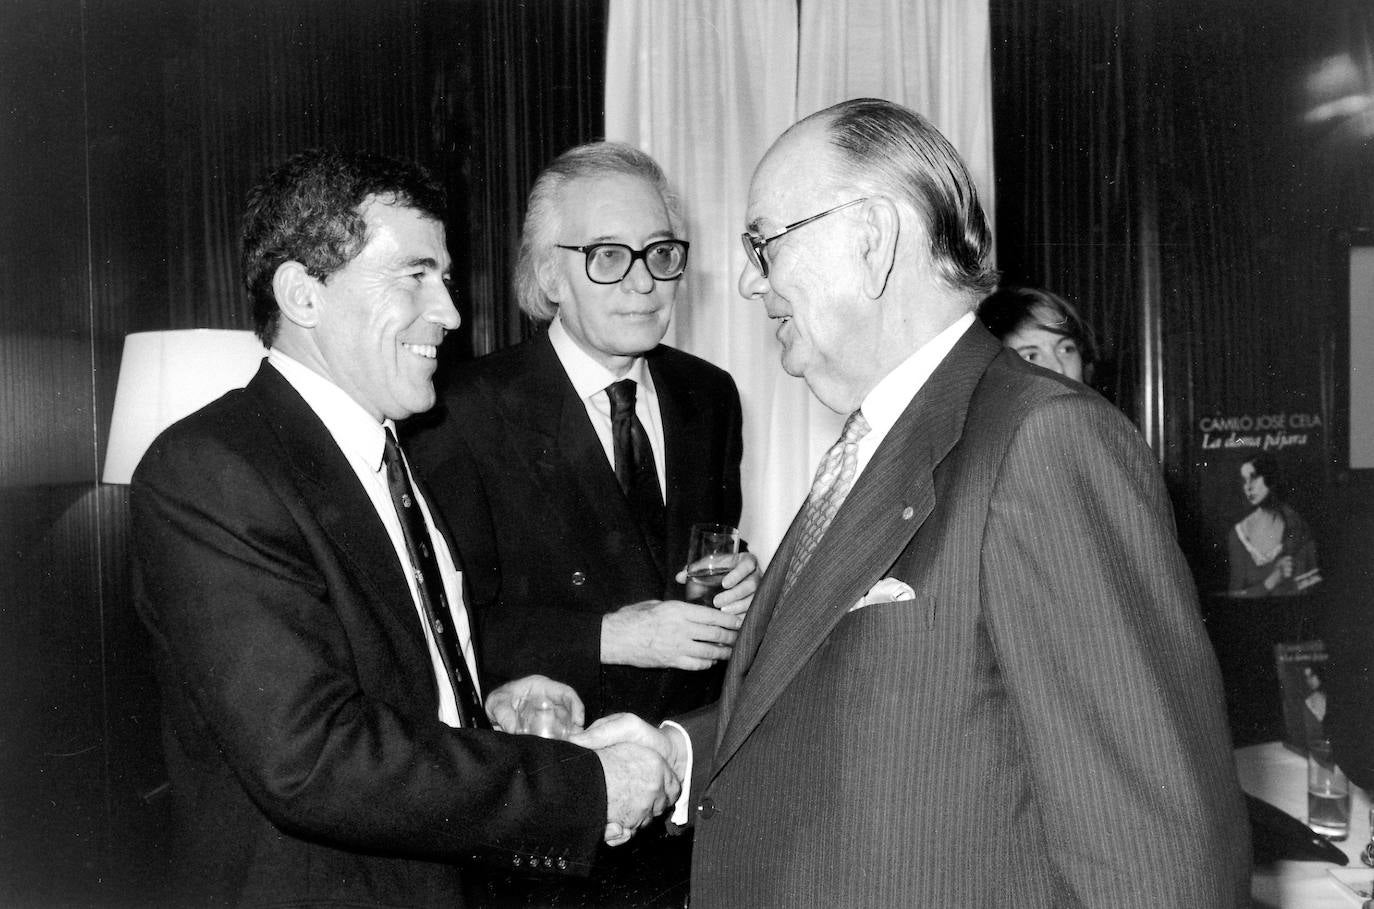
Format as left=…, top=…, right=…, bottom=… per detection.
left=442, top=1, right=607, bottom=357
left=149, top=0, right=606, bottom=356
left=0, top=1, right=605, bottom=904
left=990, top=0, right=1142, bottom=418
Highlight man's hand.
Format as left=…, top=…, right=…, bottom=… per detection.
left=572, top=714, right=687, bottom=846
left=484, top=674, right=585, bottom=735
left=601, top=599, right=744, bottom=670
left=571, top=712, right=690, bottom=782
left=590, top=741, right=681, bottom=846
left=676, top=551, right=761, bottom=615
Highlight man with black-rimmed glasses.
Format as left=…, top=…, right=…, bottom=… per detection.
left=408, top=141, right=757, bottom=907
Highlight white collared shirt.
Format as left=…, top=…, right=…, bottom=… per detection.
left=852, top=311, right=976, bottom=479
left=267, top=348, right=478, bottom=728
left=547, top=315, right=668, bottom=493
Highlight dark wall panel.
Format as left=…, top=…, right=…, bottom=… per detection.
left=0, top=1, right=110, bottom=905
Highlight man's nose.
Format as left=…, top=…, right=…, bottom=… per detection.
left=428, top=282, right=461, bottom=331
left=620, top=258, right=654, bottom=294
left=738, top=258, right=768, bottom=300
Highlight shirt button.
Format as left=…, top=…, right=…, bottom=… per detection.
left=571, top=571, right=587, bottom=586
left=901, top=505, right=915, bottom=520
left=697, top=797, right=716, bottom=820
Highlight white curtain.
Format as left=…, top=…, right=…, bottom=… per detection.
left=606, top=0, right=992, bottom=562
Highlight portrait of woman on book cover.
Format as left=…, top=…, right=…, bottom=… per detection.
left=1227, top=452, right=1322, bottom=597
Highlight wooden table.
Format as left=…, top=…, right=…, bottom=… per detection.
left=1238, top=742, right=1371, bottom=907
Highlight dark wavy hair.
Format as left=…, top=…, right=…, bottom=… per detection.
left=241, top=148, right=447, bottom=345
left=1243, top=451, right=1288, bottom=511
left=978, top=285, right=1099, bottom=370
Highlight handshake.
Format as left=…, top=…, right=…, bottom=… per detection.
left=487, top=678, right=690, bottom=846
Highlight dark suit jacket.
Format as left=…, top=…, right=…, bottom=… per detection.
left=131, top=363, right=606, bottom=908
left=677, top=324, right=1251, bottom=908
left=407, top=331, right=743, bottom=724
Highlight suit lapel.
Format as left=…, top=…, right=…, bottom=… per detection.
left=650, top=351, right=707, bottom=576
left=502, top=335, right=665, bottom=591
left=245, top=365, right=429, bottom=653
left=712, top=326, right=1003, bottom=774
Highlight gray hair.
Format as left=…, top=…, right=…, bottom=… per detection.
left=806, top=98, right=998, bottom=298
left=514, top=141, right=684, bottom=322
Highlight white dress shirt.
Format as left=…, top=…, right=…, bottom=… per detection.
left=667, top=311, right=977, bottom=823
left=852, top=311, right=975, bottom=479
left=548, top=315, right=667, bottom=493
left=267, top=348, right=478, bottom=728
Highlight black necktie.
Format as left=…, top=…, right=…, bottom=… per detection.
left=606, top=379, right=666, bottom=553
left=382, top=429, right=488, bottom=729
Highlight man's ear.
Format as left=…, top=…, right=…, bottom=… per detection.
left=272, top=261, right=321, bottom=329
left=536, top=258, right=569, bottom=307
left=857, top=197, right=900, bottom=299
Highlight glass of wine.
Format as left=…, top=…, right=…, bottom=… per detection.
left=685, top=522, right=741, bottom=607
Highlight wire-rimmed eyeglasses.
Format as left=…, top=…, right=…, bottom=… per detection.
left=556, top=239, right=690, bottom=285
left=740, top=198, right=868, bottom=278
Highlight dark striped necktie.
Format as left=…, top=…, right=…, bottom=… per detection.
left=382, top=428, right=488, bottom=729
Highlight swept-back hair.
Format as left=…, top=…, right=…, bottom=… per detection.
left=810, top=98, right=998, bottom=298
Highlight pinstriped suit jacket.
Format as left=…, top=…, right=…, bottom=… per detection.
left=679, top=324, right=1250, bottom=908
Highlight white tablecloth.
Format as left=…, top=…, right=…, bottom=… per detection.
left=1238, top=742, right=1371, bottom=908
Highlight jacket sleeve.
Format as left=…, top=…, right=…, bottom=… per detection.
left=980, top=394, right=1251, bottom=908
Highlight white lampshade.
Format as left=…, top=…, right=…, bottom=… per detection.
left=102, top=329, right=265, bottom=484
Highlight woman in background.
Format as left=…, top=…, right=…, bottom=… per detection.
left=1228, top=452, right=1320, bottom=597
left=978, top=285, right=1097, bottom=384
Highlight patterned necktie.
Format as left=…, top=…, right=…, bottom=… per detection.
left=782, top=410, right=872, bottom=595
left=382, top=429, right=488, bottom=729
left=606, top=379, right=666, bottom=552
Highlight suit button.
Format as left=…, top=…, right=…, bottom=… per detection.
left=511, top=855, right=523, bottom=867
left=557, top=857, right=568, bottom=870
left=542, top=856, right=553, bottom=869
left=697, top=797, right=716, bottom=820
left=571, top=571, right=587, bottom=586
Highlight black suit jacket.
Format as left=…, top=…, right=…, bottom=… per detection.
left=131, top=362, right=606, bottom=907
left=407, top=331, right=743, bottom=723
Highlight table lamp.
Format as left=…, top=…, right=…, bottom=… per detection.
left=102, top=329, right=266, bottom=484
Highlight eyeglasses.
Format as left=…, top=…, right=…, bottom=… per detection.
left=740, top=198, right=868, bottom=278
left=555, top=240, right=690, bottom=285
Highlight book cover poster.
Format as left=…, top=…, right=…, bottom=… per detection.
left=1274, top=640, right=1329, bottom=755
left=1194, top=408, right=1326, bottom=597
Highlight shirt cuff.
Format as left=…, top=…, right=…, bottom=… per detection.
left=660, top=719, right=694, bottom=826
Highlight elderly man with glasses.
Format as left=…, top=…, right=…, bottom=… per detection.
left=579, top=99, right=1251, bottom=908
left=408, top=141, right=756, bottom=907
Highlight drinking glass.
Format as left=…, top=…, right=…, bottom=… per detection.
left=515, top=699, right=573, bottom=740
left=684, top=523, right=741, bottom=607
left=1309, top=737, right=1352, bottom=840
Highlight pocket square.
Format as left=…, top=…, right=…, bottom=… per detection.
left=849, top=577, right=916, bottom=612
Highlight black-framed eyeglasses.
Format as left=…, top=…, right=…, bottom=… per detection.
left=555, top=239, right=690, bottom=285
left=740, top=198, right=868, bottom=278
